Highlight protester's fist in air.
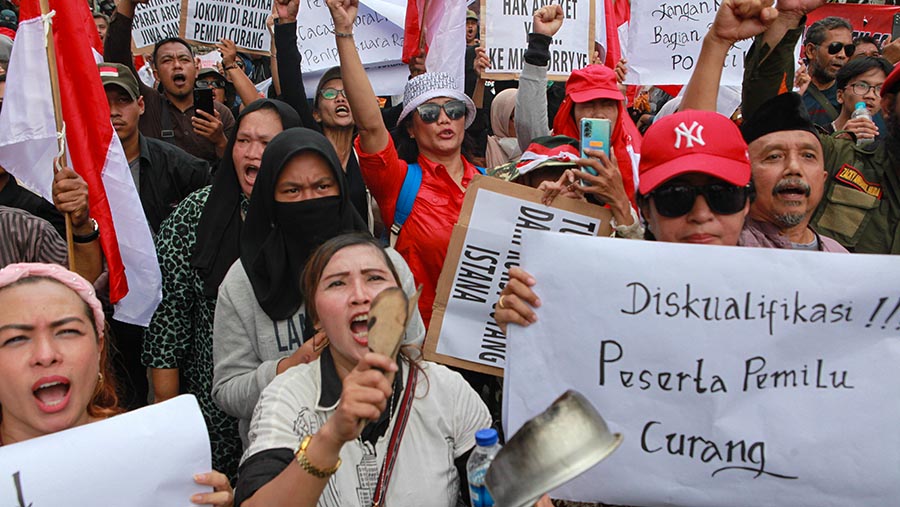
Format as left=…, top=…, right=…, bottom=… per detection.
left=52, top=168, right=92, bottom=233
left=709, top=0, right=778, bottom=45
left=532, top=4, right=563, bottom=38
left=474, top=46, right=490, bottom=75
left=274, top=0, right=300, bottom=22
left=216, top=38, right=238, bottom=69
left=326, top=0, right=359, bottom=34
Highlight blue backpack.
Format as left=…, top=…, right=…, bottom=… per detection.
left=389, top=163, right=486, bottom=245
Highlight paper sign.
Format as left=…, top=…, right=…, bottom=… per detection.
left=424, top=176, right=611, bottom=376
left=181, top=0, right=273, bottom=54
left=0, top=395, right=212, bottom=507
left=624, top=0, right=748, bottom=85
left=505, top=233, right=900, bottom=506
left=302, top=62, right=409, bottom=98
left=296, top=0, right=405, bottom=75
left=481, top=0, right=595, bottom=80
left=132, top=0, right=182, bottom=52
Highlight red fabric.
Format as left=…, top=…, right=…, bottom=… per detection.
left=356, top=136, right=480, bottom=328
left=603, top=0, right=622, bottom=69
left=21, top=0, right=127, bottom=302
left=0, top=27, right=15, bottom=40
left=552, top=65, right=641, bottom=207
left=402, top=0, right=424, bottom=63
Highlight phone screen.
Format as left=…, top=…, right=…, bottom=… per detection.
left=193, top=88, right=215, bottom=116
left=580, top=118, right=611, bottom=177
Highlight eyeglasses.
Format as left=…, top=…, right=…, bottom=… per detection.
left=197, top=80, right=225, bottom=89
left=415, top=100, right=467, bottom=124
left=823, top=41, right=855, bottom=57
left=649, top=182, right=751, bottom=218
left=846, top=81, right=882, bottom=96
left=319, top=88, right=347, bottom=100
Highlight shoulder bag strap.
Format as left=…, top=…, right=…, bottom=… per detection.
left=371, top=365, right=418, bottom=507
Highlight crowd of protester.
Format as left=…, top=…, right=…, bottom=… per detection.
left=1, top=0, right=899, bottom=505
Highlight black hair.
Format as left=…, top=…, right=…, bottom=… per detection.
left=835, top=56, right=893, bottom=91
left=804, top=16, right=853, bottom=46
left=853, top=35, right=882, bottom=51
left=151, top=37, right=194, bottom=65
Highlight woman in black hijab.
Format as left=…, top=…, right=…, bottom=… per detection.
left=144, top=99, right=300, bottom=481
left=211, top=128, right=425, bottom=448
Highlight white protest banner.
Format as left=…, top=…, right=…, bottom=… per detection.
left=624, top=0, right=747, bottom=85
left=0, top=395, right=211, bottom=506
left=296, top=0, right=405, bottom=75
left=424, top=176, right=611, bottom=376
left=482, top=0, right=594, bottom=80
left=181, top=0, right=273, bottom=54
left=505, top=233, right=900, bottom=506
left=132, top=0, right=182, bottom=52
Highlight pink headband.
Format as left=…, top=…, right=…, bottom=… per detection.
left=0, top=263, right=105, bottom=339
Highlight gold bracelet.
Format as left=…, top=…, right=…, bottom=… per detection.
left=295, top=435, right=341, bottom=479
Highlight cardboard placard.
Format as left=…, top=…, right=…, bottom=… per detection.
left=506, top=233, right=900, bottom=506
left=180, top=0, right=273, bottom=55
left=131, top=0, right=182, bottom=54
left=480, top=0, right=595, bottom=81
left=424, top=175, right=612, bottom=376
left=624, top=0, right=748, bottom=86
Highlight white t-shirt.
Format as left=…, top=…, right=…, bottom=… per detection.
left=243, top=357, right=491, bottom=507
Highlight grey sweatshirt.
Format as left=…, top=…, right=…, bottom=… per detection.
left=211, top=247, right=425, bottom=448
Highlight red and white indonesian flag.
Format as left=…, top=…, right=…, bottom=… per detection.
left=402, top=0, right=467, bottom=86
left=0, top=0, right=161, bottom=326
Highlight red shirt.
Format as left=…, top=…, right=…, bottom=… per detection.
left=356, top=136, right=480, bottom=328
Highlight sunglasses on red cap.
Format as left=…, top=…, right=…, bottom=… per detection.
left=649, top=182, right=752, bottom=217
left=415, top=100, right=466, bottom=124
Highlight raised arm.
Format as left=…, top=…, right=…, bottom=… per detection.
left=515, top=5, right=563, bottom=152
left=218, top=39, right=262, bottom=107
left=273, top=0, right=319, bottom=130
left=105, top=0, right=155, bottom=98
left=326, top=0, right=389, bottom=154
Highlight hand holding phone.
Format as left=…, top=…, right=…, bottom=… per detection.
left=193, top=88, right=215, bottom=116
left=580, top=118, right=611, bottom=177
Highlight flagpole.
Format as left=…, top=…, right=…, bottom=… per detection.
left=38, top=0, right=76, bottom=271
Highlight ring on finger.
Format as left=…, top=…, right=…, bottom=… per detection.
left=498, top=294, right=507, bottom=310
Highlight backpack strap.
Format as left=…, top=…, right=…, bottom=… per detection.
left=389, top=164, right=486, bottom=246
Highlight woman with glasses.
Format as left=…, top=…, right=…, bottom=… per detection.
left=325, top=0, right=481, bottom=328
left=494, top=109, right=753, bottom=331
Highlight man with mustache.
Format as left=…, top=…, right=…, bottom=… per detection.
left=801, top=16, right=854, bottom=128
left=738, top=92, right=847, bottom=252
left=105, top=0, right=235, bottom=164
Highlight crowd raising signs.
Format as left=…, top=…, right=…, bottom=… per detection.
left=505, top=233, right=900, bottom=506
left=132, top=0, right=182, bottom=50
left=182, top=0, right=273, bottom=53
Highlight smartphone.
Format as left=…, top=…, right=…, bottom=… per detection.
left=893, top=13, right=900, bottom=42
left=580, top=118, right=611, bottom=176
left=193, top=88, right=215, bottom=116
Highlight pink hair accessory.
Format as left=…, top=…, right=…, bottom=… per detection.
left=0, top=263, right=105, bottom=339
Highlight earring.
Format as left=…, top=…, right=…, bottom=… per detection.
left=97, top=372, right=103, bottom=385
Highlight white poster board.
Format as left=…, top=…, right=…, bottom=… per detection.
left=296, top=0, right=405, bottom=75
left=132, top=0, right=182, bottom=52
left=505, top=233, right=900, bottom=506
left=424, top=176, right=610, bottom=376
left=0, top=396, right=212, bottom=507
left=482, top=0, right=594, bottom=80
left=624, top=0, right=748, bottom=85
left=181, top=0, right=274, bottom=54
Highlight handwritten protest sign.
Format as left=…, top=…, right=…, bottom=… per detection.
left=0, top=396, right=211, bottom=506
left=424, top=176, right=611, bottom=376
left=505, top=233, right=900, bottom=506
left=296, top=0, right=405, bottom=75
left=624, top=0, right=748, bottom=85
left=481, top=0, right=594, bottom=80
left=132, top=0, right=182, bottom=52
left=181, top=0, right=273, bottom=54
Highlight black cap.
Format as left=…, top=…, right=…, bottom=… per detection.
left=741, top=92, right=819, bottom=144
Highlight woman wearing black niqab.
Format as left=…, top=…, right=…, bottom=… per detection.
left=211, top=128, right=425, bottom=448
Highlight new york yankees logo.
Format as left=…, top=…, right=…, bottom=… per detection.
left=674, top=121, right=705, bottom=149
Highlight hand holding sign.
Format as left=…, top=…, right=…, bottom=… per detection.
left=709, top=0, right=778, bottom=45
left=533, top=5, right=564, bottom=38
left=325, top=0, right=359, bottom=35
left=190, top=471, right=234, bottom=507
left=495, top=267, right=540, bottom=334
left=274, top=0, right=300, bottom=22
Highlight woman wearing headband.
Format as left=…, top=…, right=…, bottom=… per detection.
left=234, top=234, right=490, bottom=507
left=0, top=263, right=233, bottom=506
left=326, top=0, right=482, bottom=328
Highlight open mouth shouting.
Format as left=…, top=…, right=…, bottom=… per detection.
left=172, top=72, right=188, bottom=88
left=334, top=105, right=350, bottom=116
left=350, top=312, right=369, bottom=346
left=773, top=178, right=811, bottom=204
left=32, top=376, right=71, bottom=414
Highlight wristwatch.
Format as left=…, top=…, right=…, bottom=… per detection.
left=295, top=435, right=341, bottom=479
left=72, top=218, right=99, bottom=243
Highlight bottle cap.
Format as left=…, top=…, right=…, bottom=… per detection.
left=475, top=428, right=499, bottom=446
left=855, top=101, right=867, bottom=110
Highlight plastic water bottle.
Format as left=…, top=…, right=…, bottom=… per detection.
left=467, top=428, right=502, bottom=507
left=851, top=101, right=874, bottom=146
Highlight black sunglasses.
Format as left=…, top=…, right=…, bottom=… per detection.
left=824, top=41, right=855, bottom=57
left=649, top=183, right=751, bottom=218
left=319, top=87, right=347, bottom=100
left=415, top=100, right=467, bottom=124
left=197, top=80, right=225, bottom=89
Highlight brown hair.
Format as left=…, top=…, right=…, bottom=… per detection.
left=0, top=277, right=123, bottom=428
